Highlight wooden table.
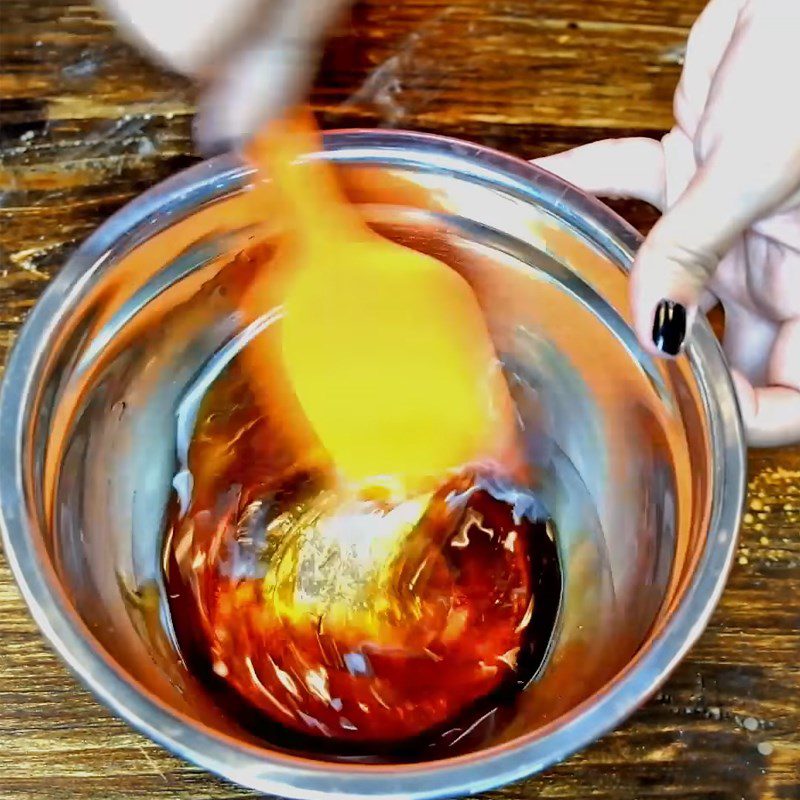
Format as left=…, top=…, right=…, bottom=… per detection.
left=1, top=1, right=798, bottom=798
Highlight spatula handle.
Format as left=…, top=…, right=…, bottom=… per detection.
left=246, top=108, right=363, bottom=245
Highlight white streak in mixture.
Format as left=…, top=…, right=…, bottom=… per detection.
left=173, top=308, right=283, bottom=514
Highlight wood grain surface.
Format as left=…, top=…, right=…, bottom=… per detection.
left=1, top=1, right=798, bottom=799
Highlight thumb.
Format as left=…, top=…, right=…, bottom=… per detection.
left=631, top=144, right=791, bottom=358
left=533, top=136, right=727, bottom=345
left=534, top=137, right=666, bottom=209
left=537, top=138, right=790, bottom=358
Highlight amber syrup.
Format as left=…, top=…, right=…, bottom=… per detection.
left=163, top=342, right=561, bottom=761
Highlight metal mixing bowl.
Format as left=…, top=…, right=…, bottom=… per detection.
left=0, top=131, right=745, bottom=798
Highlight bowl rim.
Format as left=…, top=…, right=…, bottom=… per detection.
left=0, top=129, right=746, bottom=799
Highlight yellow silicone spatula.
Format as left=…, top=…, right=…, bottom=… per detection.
left=241, top=112, right=518, bottom=490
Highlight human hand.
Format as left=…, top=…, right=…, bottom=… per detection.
left=102, top=0, right=348, bottom=151
left=535, top=0, right=800, bottom=447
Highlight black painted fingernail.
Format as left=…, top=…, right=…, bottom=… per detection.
left=652, top=300, right=686, bottom=356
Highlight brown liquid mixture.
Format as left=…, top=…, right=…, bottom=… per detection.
left=162, top=256, right=561, bottom=757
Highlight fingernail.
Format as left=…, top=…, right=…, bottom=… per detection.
left=652, top=300, right=686, bottom=356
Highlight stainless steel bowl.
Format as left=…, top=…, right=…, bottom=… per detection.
left=0, top=130, right=745, bottom=798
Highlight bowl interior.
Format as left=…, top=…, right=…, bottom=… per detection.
left=3, top=133, right=740, bottom=793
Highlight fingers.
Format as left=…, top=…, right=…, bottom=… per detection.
left=534, top=138, right=666, bottom=209
left=721, top=301, right=780, bottom=387
left=101, top=0, right=268, bottom=76
left=732, top=372, right=800, bottom=447
left=729, top=319, right=800, bottom=447
left=642, top=0, right=800, bottom=359
left=104, top=0, right=347, bottom=150
left=534, top=133, right=758, bottom=357
left=532, top=135, right=720, bottom=355
left=671, top=0, right=744, bottom=137
left=195, top=0, right=347, bottom=151
left=630, top=129, right=800, bottom=358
